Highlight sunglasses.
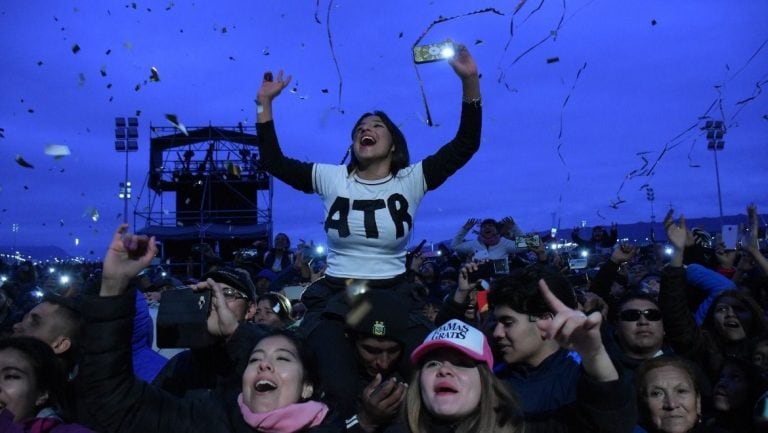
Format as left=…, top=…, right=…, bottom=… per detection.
left=619, top=308, right=662, bottom=322
left=222, top=287, right=250, bottom=301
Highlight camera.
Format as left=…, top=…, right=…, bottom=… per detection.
left=467, top=258, right=509, bottom=282
left=515, top=234, right=541, bottom=248
left=156, top=288, right=215, bottom=348
left=413, top=40, right=456, bottom=64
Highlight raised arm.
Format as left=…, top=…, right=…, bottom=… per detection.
left=254, top=70, right=314, bottom=193
left=537, top=279, right=618, bottom=382
left=422, top=44, right=482, bottom=190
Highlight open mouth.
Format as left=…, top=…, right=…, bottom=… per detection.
left=434, top=384, right=458, bottom=395
left=255, top=380, right=277, bottom=392
left=360, top=135, right=376, bottom=146
left=723, top=321, right=741, bottom=329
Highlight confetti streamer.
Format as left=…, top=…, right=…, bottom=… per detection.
left=15, top=155, right=34, bottom=169
left=165, top=113, right=189, bottom=136
left=324, top=0, right=344, bottom=112
left=411, top=7, right=505, bottom=126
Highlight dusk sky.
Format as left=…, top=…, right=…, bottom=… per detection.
left=1, top=1, right=766, bottom=259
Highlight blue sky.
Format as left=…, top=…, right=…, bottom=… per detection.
left=1, top=0, right=766, bottom=258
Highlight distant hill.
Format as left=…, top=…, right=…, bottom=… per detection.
left=0, top=245, right=71, bottom=261
left=554, top=214, right=751, bottom=244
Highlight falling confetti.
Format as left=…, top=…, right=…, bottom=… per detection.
left=134, top=83, right=141, bottom=91
left=0, top=127, right=4, bottom=138
left=546, top=56, right=560, bottom=64
left=165, top=113, right=189, bottom=135
left=651, top=19, right=657, bottom=26
left=79, top=72, right=86, bottom=86
left=100, top=66, right=107, bottom=77
left=75, top=238, right=80, bottom=246
left=44, top=144, right=71, bottom=158
left=37, top=60, right=43, bottom=66
left=149, top=66, right=160, bottom=82
left=83, top=207, right=100, bottom=222
left=262, top=47, right=270, bottom=56
left=71, top=44, right=81, bottom=54
left=105, top=49, right=112, bottom=55
left=15, top=155, right=34, bottom=169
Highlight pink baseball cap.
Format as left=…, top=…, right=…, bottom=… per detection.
left=410, top=319, right=494, bottom=369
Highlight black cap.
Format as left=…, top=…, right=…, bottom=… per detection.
left=201, top=267, right=256, bottom=302
left=346, top=290, right=410, bottom=344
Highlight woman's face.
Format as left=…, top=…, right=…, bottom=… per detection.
left=0, top=348, right=47, bottom=422
left=352, top=115, right=394, bottom=166
left=712, top=296, right=752, bottom=342
left=241, top=335, right=312, bottom=413
left=419, top=348, right=481, bottom=421
left=254, top=299, right=284, bottom=328
left=642, top=365, right=700, bottom=433
left=274, top=234, right=289, bottom=250
left=712, top=364, right=748, bottom=412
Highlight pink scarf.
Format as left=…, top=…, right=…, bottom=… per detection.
left=478, top=231, right=501, bottom=247
left=237, top=393, right=329, bottom=433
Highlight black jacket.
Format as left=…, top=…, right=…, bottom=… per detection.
left=75, top=290, right=345, bottom=433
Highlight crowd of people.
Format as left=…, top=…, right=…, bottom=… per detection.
left=1, top=44, right=768, bottom=433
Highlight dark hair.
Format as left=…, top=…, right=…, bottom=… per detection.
left=256, top=292, right=294, bottom=325
left=348, top=111, right=410, bottom=176
left=0, top=336, right=68, bottom=417
left=716, top=357, right=768, bottom=412
left=255, top=329, right=320, bottom=400
left=488, top=266, right=576, bottom=317
left=41, top=295, right=84, bottom=371
left=611, top=290, right=659, bottom=323
left=703, top=290, right=767, bottom=341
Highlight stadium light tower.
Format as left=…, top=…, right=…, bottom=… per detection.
left=703, top=120, right=725, bottom=224
left=114, top=117, right=139, bottom=224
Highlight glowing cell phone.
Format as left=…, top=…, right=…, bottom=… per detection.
left=413, top=40, right=456, bottom=64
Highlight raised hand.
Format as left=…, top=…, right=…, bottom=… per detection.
left=256, top=70, right=292, bottom=103
left=358, top=374, right=407, bottom=432
left=192, top=278, right=241, bottom=338
left=101, top=224, right=157, bottom=297
left=462, top=217, right=479, bottom=231
left=448, top=44, right=478, bottom=80
left=663, top=209, right=688, bottom=250
left=610, top=244, right=636, bottom=265
left=536, top=278, right=618, bottom=381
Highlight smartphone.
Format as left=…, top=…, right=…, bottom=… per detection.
left=467, top=261, right=495, bottom=283
left=156, top=288, right=215, bottom=349
left=721, top=225, right=738, bottom=250
left=515, top=234, right=541, bottom=248
left=568, top=258, right=588, bottom=270
left=413, top=40, right=456, bottom=64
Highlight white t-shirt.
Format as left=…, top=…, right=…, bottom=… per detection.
left=313, top=163, right=427, bottom=279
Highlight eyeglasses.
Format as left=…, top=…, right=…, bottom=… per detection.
left=619, top=308, right=662, bottom=322
left=222, top=287, right=250, bottom=301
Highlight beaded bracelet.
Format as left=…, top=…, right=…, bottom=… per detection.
left=462, top=95, right=482, bottom=108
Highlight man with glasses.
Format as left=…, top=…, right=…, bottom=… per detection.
left=152, top=267, right=260, bottom=397
left=607, top=290, right=670, bottom=380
